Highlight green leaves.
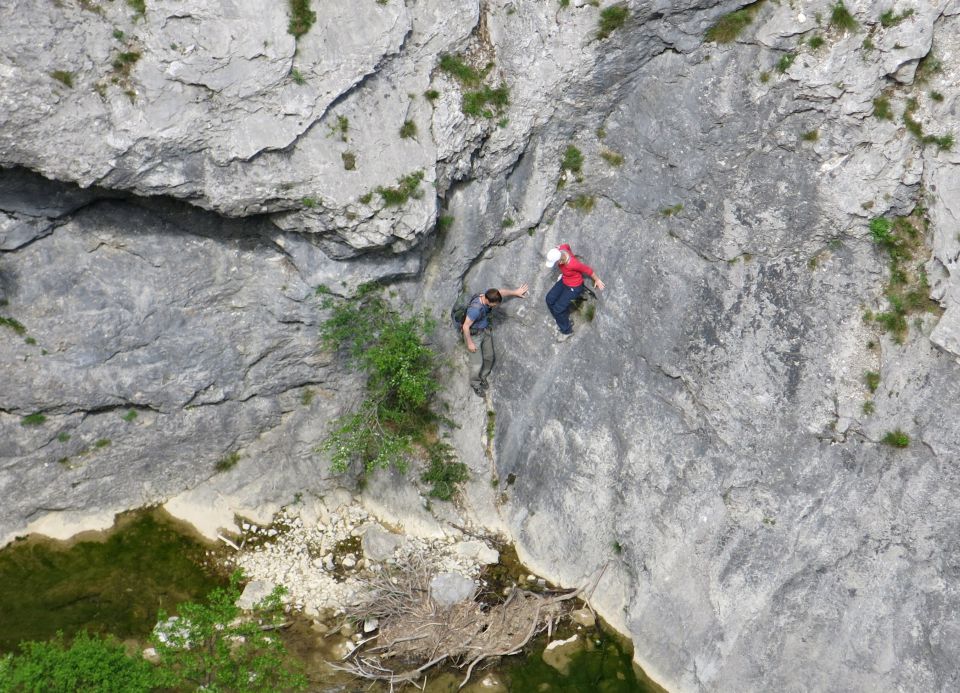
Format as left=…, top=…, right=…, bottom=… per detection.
left=319, top=287, right=441, bottom=475
left=0, top=631, right=161, bottom=693
left=151, top=571, right=306, bottom=692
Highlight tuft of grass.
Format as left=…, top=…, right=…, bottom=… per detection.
left=424, top=89, right=440, bottom=101
left=437, top=215, right=455, bottom=231
left=341, top=151, right=356, bottom=170
left=868, top=209, right=935, bottom=342
left=301, top=196, right=317, bottom=208
left=915, top=53, right=942, bottom=84
left=486, top=410, right=496, bottom=441
left=288, top=0, right=316, bottom=38
left=801, top=129, right=819, bottom=142
left=0, top=316, right=26, bottom=335
left=568, top=195, right=595, bottom=212
left=808, top=35, right=825, bottom=49
left=881, top=430, right=909, bottom=448
left=112, top=29, right=126, bottom=41
left=597, top=3, right=630, bottom=39
left=502, top=217, right=515, bottom=228
left=125, top=0, right=145, bottom=18
left=829, top=2, right=858, bottom=32
left=122, top=409, right=138, bottom=422
left=561, top=145, right=584, bottom=174
left=50, top=70, right=74, bottom=88
left=57, top=432, right=71, bottom=442
left=439, top=54, right=482, bottom=86
left=923, top=133, right=954, bottom=151
left=111, top=51, right=141, bottom=77
left=600, top=149, right=624, bottom=166
left=359, top=192, right=373, bottom=204
left=301, top=388, right=315, bottom=406
left=862, top=400, right=875, bottom=415
left=930, top=91, right=944, bottom=102
left=862, top=37, right=875, bottom=51
left=215, top=451, right=241, bottom=472
left=21, top=413, right=47, bottom=427
left=461, top=84, right=509, bottom=117
left=94, top=438, right=111, bottom=448
left=759, top=70, right=771, bottom=83
left=660, top=203, right=684, bottom=217
left=705, top=1, right=763, bottom=44
left=399, top=120, right=417, bottom=139
left=865, top=371, right=880, bottom=392
left=776, top=52, right=796, bottom=72
left=872, top=96, right=893, bottom=120
left=879, top=8, right=914, bottom=28
left=290, top=68, right=306, bottom=85
left=377, top=170, right=425, bottom=207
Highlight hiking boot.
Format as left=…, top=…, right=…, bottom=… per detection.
left=556, top=331, right=573, bottom=343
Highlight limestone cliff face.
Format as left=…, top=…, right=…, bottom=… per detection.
left=3, top=0, right=960, bottom=690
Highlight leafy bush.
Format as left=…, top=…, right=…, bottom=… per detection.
left=152, top=571, right=306, bottom=692
left=318, top=285, right=441, bottom=474
left=287, top=0, right=315, bottom=38
left=420, top=441, right=468, bottom=500
left=597, top=4, right=629, bottom=39
left=0, top=631, right=160, bottom=693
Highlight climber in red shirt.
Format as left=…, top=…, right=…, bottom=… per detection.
left=544, top=243, right=605, bottom=341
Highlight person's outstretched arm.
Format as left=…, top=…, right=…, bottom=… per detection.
left=497, top=283, right=529, bottom=299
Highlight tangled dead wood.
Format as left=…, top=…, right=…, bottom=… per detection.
left=332, top=560, right=580, bottom=688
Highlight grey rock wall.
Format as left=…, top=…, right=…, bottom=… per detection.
left=3, top=0, right=960, bottom=691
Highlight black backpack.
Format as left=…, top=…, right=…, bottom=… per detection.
left=451, top=293, right=483, bottom=332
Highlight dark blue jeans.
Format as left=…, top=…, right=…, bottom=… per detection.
left=546, top=280, right=584, bottom=334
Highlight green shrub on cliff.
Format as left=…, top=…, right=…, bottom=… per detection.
left=287, top=0, right=315, bottom=38
left=318, top=284, right=442, bottom=474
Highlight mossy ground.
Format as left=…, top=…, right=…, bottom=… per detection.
left=0, top=508, right=225, bottom=651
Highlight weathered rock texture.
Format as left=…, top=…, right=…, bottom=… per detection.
left=3, top=0, right=960, bottom=691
